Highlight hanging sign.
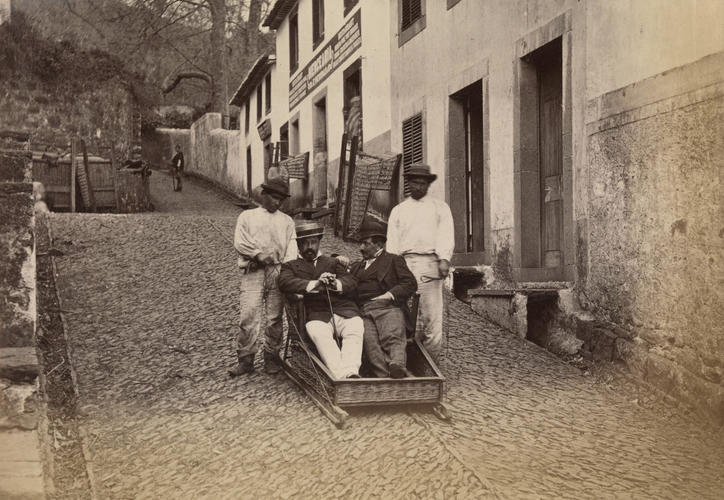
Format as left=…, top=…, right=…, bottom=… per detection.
left=289, top=10, right=362, bottom=110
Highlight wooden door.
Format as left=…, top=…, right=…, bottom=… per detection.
left=538, top=54, right=562, bottom=268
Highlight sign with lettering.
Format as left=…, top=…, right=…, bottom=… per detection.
left=280, top=152, right=309, bottom=180
left=289, top=10, right=362, bottom=110
left=257, top=119, right=272, bottom=141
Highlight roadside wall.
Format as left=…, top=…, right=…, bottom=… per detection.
left=153, top=114, right=245, bottom=198
left=0, top=150, right=34, bottom=348
left=0, top=75, right=136, bottom=157
left=190, top=113, right=244, bottom=196
left=584, top=52, right=724, bottom=424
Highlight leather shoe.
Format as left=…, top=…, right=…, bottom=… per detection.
left=228, top=355, right=255, bottom=377
left=389, top=363, right=406, bottom=379
left=263, top=350, right=282, bottom=374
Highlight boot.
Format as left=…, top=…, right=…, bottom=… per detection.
left=263, top=350, right=282, bottom=375
left=228, top=353, right=255, bottom=377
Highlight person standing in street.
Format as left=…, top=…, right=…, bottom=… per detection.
left=386, top=163, right=454, bottom=362
left=229, top=177, right=297, bottom=377
left=171, top=144, right=184, bottom=192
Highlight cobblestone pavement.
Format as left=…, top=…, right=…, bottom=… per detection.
left=47, top=171, right=724, bottom=499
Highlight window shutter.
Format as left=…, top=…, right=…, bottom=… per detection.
left=401, top=0, right=422, bottom=31
left=401, top=113, right=423, bottom=197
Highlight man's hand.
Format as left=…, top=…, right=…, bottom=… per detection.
left=438, top=259, right=450, bottom=278
left=318, top=272, right=337, bottom=288
left=256, top=252, right=276, bottom=265
left=333, top=254, right=350, bottom=267
left=370, top=291, right=394, bottom=301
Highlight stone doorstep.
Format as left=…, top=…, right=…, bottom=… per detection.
left=0, top=348, right=40, bottom=384
left=0, top=430, right=45, bottom=499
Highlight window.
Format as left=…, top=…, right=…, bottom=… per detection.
left=312, top=0, right=325, bottom=48
left=401, top=113, right=424, bottom=197
left=256, top=84, right=262, bottom=122
left=290, top=118, right=300, bottom=155
left=289, top=10, right=299, bottom=73
left=246, top=146, right=252, bottom=194
left=344, top=0, right=358, bottom=16
left=244, top=97, right=250, bottom=134
left=265, top=73, right=272, bottom=114
left=398, top=0, right=425, bottom=46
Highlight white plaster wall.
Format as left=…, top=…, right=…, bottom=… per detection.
left=390, top=0, right=579, bottom=233
left=270, top=0, right=392, bottom=204
left=586, top=0, right=724, bottom=98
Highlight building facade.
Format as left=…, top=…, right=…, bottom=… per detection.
left=263, top=0, right=392, bottom=210
left=389, top=0, right=724, bottom=422
left=231, top=53, right=277, bottom=195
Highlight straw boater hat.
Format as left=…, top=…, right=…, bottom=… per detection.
left=295, top=220, right=325, bottom=239
left=260, top=177, right=290, bottom=198
left=357, top=218, right=388, bottom=241
left=404, top=163, right=437, bottom=182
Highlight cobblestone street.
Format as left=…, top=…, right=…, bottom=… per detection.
left=45, top=172, right=724, bottom=499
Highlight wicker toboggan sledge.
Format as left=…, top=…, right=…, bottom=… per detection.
left=280, top=294, right=451, bottom=428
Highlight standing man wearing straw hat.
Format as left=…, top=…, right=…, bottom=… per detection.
left=229, top=177, right=297, bottom=377
left=279, top=221, right=364, bottom=379
left=387, top=163, right=454, bottom=362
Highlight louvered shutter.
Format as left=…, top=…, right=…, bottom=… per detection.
left=401, top=113, right=424, bottom=197
left=401, top=0, right=422, bottom=31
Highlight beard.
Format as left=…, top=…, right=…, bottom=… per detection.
left=302, top=249, right=317, bottom=260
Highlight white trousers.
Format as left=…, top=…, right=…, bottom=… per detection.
left=404, top=254, right=444, bottom=360
left=306, top=314, right=364, bottom=379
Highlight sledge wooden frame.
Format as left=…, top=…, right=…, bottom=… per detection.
left=280, top=296, right=451, bottom=428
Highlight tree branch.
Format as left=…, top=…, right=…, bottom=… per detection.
left=162, top=71, right=212, bottom=94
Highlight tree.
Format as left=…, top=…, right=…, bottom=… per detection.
left=14, top=0, right=273, bottom=126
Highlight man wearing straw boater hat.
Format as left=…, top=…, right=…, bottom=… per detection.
left=279, top=221, right=364, bottom=379
left=229, top=177, right=297, bottom=377
left=351, top=218, right=417, bottom=378
left=387, top=163, right=454, bottom=362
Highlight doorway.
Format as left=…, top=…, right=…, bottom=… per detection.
left=517, top=36, right=564, bottom=276
left=449, top=80, right=485, bottom=259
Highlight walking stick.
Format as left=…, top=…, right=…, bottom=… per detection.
left=325, top=286, right=342, bottom=349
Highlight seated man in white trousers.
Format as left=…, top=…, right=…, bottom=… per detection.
left=278, top=221, right=364, bottom=379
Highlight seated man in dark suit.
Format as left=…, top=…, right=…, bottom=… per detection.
left=278, top=221, right=364, bottom=379
left=351, top=219, right=418, bottom=378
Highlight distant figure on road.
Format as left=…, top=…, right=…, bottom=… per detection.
left=279, top=221, right=364, bottom=379
left=229, top=177, right=297, bottom=377
left=351, top=219, right=417, bottom=378
left=171, top=144, right=184, bottom=192
left=387, top=163, right=454, bottom=362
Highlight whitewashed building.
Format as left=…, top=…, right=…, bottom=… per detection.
left=262, top=0, right=392, bottom=209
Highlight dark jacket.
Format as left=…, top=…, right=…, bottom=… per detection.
left=279, top=255, right=359, bottom=322
left=350, top=250, right=417, bottom=305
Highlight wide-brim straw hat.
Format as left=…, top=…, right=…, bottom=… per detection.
left=404, top=163, right=437, bottom=181
left=260, top=177, right=290, bottom=198
left=295, top=220, right=324, bottom=239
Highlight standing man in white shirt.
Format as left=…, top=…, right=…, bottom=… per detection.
left=387, top=164, right=454, bottom=361
left=229, top=177, right=297, bottom=377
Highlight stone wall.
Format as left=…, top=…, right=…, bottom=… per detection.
left=0, top=75, right=136, bottom=158
left=0, top=148, right=40, bottom=438
left=143, top=128, right=191, bottom=171
left=583, top=53, right=724, bottom=424
left=0, top=151, right=34, bottom=348
left=153, top=114, right=245, bottom=199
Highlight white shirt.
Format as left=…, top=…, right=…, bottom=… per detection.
left=386, top=194, right=455, bottom=262
left=234, top=207, right=297, bottom=268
